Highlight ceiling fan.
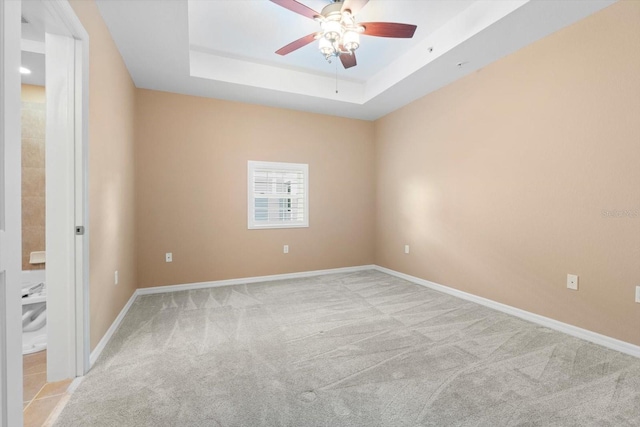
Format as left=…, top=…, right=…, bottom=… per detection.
left=270, top=0, right=417, bottom=69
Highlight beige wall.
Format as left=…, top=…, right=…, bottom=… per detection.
left=70, top=0, right=138, bottom=350
left=21, top=84, right=46, bottom=271
left=66, top=0, right=639, bottom=351
left=135, top=90, right=375, bottom=288
left=375, top=1, right=640, bottom=345
left=21, top=84, right=45, bottom=103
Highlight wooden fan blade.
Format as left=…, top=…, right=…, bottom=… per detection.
left=341, top=0, right=369, bottom=15
left=276, top=33, right=318, bottom=56
left=340, top=52, right=357, bottom=69
left=361, top=22, right=417, bottom=38
left=269, top=0, right=320, bottom=20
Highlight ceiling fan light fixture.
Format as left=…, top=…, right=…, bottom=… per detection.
left=318, top=37, right=336, bottom=57
left=321, top=19, right=342, bottom=42
left=341, top=10, right=354, bottom=25
left=270, top=0, right=417, bottom=69
left=342, top=30, right=360, bottom=52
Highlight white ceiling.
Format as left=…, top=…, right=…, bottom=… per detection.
left=21, top=1, right=48, bottom=87
left=21, top=51, right=46, bottom=87
left=188, top=0, right=474, bottom=82
left=96, top=0, right=616, bottom=120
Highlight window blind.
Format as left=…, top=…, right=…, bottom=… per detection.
left=248, top=161, right=309, bottom=229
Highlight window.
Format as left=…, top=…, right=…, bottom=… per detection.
left=248, top=161, right=308, bottom=229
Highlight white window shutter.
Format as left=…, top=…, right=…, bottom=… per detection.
left=248, top=161, right=309, bottom=229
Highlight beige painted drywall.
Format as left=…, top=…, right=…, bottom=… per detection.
left=21, top=84, right=46, bottom=271
left=375, top=0, right=640, bottom=345
left=69, top=0, right=138, bottom=351
left=21, top=84, right=45, bottom=103
left=135, top=89, right=375, bottom=288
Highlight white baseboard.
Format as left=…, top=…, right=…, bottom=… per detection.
left=136, top=265, right=376, bottom=296
left=90, top=263, right=639, bottom=368
left=89, top=291, right=137, bottom=367
left=374, top=265, right=640, bottom=359
left=89, top=264, right=375, bottom=366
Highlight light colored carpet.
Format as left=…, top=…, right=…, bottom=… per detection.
left=55, top=270, right=640, bottom=426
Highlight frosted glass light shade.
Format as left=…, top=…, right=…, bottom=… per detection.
left=322, top=20, right=342, bottom=42
left=343, top=30, right=360, bottom=51
left=318, top=37, right=335, bottom=56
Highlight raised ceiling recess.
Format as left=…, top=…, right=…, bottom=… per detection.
left=96, top=0, right=616, bottom=120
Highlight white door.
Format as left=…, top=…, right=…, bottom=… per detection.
left=0, top=0, right=25, bottom=425
left=30, top=0, right=90, bottom=382
left=39, top=0, right=91, bottom=381
left=46, top=32, right=78, bottom=382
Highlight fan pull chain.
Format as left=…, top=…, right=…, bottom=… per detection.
left=335, top=60, right=339, bottom=94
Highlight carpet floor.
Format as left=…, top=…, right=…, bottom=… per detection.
left=54, top=270, right=640, bottom=426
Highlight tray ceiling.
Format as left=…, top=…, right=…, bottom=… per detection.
left=96, top=0, right=615, bottom=120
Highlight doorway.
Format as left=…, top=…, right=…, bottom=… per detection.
left=19, top=43, right=50, bottom=409
left=1, top=1, right=89, bottom=425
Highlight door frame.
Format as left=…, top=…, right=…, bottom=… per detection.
left=0, top=0, right=89, bottom=423
left=41, top=0, right=90, bottom=382
left=0, top=0, right=24, bottom=425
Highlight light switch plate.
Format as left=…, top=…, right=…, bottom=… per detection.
left=635, top=286, right=640, bottom=303
left=165, top=253, right=172, bottom=263
left=567, top=274, right=578, bottom=291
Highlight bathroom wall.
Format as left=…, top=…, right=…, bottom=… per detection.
left=21, top=84, right=46, bottom=271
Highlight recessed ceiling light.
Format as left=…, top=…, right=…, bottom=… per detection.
left=20, top=67, right=31, bottom=75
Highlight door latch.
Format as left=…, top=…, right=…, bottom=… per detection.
left=75, top=226, right=85, bottom=235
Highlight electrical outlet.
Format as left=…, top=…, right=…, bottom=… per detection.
left=115, top=270, right=118, bottom=285
left=404, top=245, right=410, bottom=254
left=567, top=274, right=578, bottom=291
left=165, top=252, right=173, bottom=263
left=635, top=286, right=640, bottom=303
left=283, top=245, right=289, bottom=254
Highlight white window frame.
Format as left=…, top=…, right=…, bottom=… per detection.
left=248, top=161, right=309, bottom=230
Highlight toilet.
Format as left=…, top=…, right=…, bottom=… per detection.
left=22, top=255, right=47, bottom=354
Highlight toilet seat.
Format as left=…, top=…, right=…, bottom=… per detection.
left=22, top=281, right=47, bottom=354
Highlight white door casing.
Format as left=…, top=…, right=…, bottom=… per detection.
left=74, top=34, right=90, bottom=378
left=0, top=0, right=24, bottom=425
left=0, top=1, right=89, bottom=422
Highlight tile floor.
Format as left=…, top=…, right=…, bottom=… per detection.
left=23, top=351, right=73, bottom=427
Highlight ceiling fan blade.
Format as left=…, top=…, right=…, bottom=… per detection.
left=361, top=22, right=417, bottom=38
left=269, top=0, right=320, bottom=20
left=340, top=52, right=357, bottom=69
left=276, top=33, right=318, bottom=56
left=341, top=0, right=369, bottom=15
